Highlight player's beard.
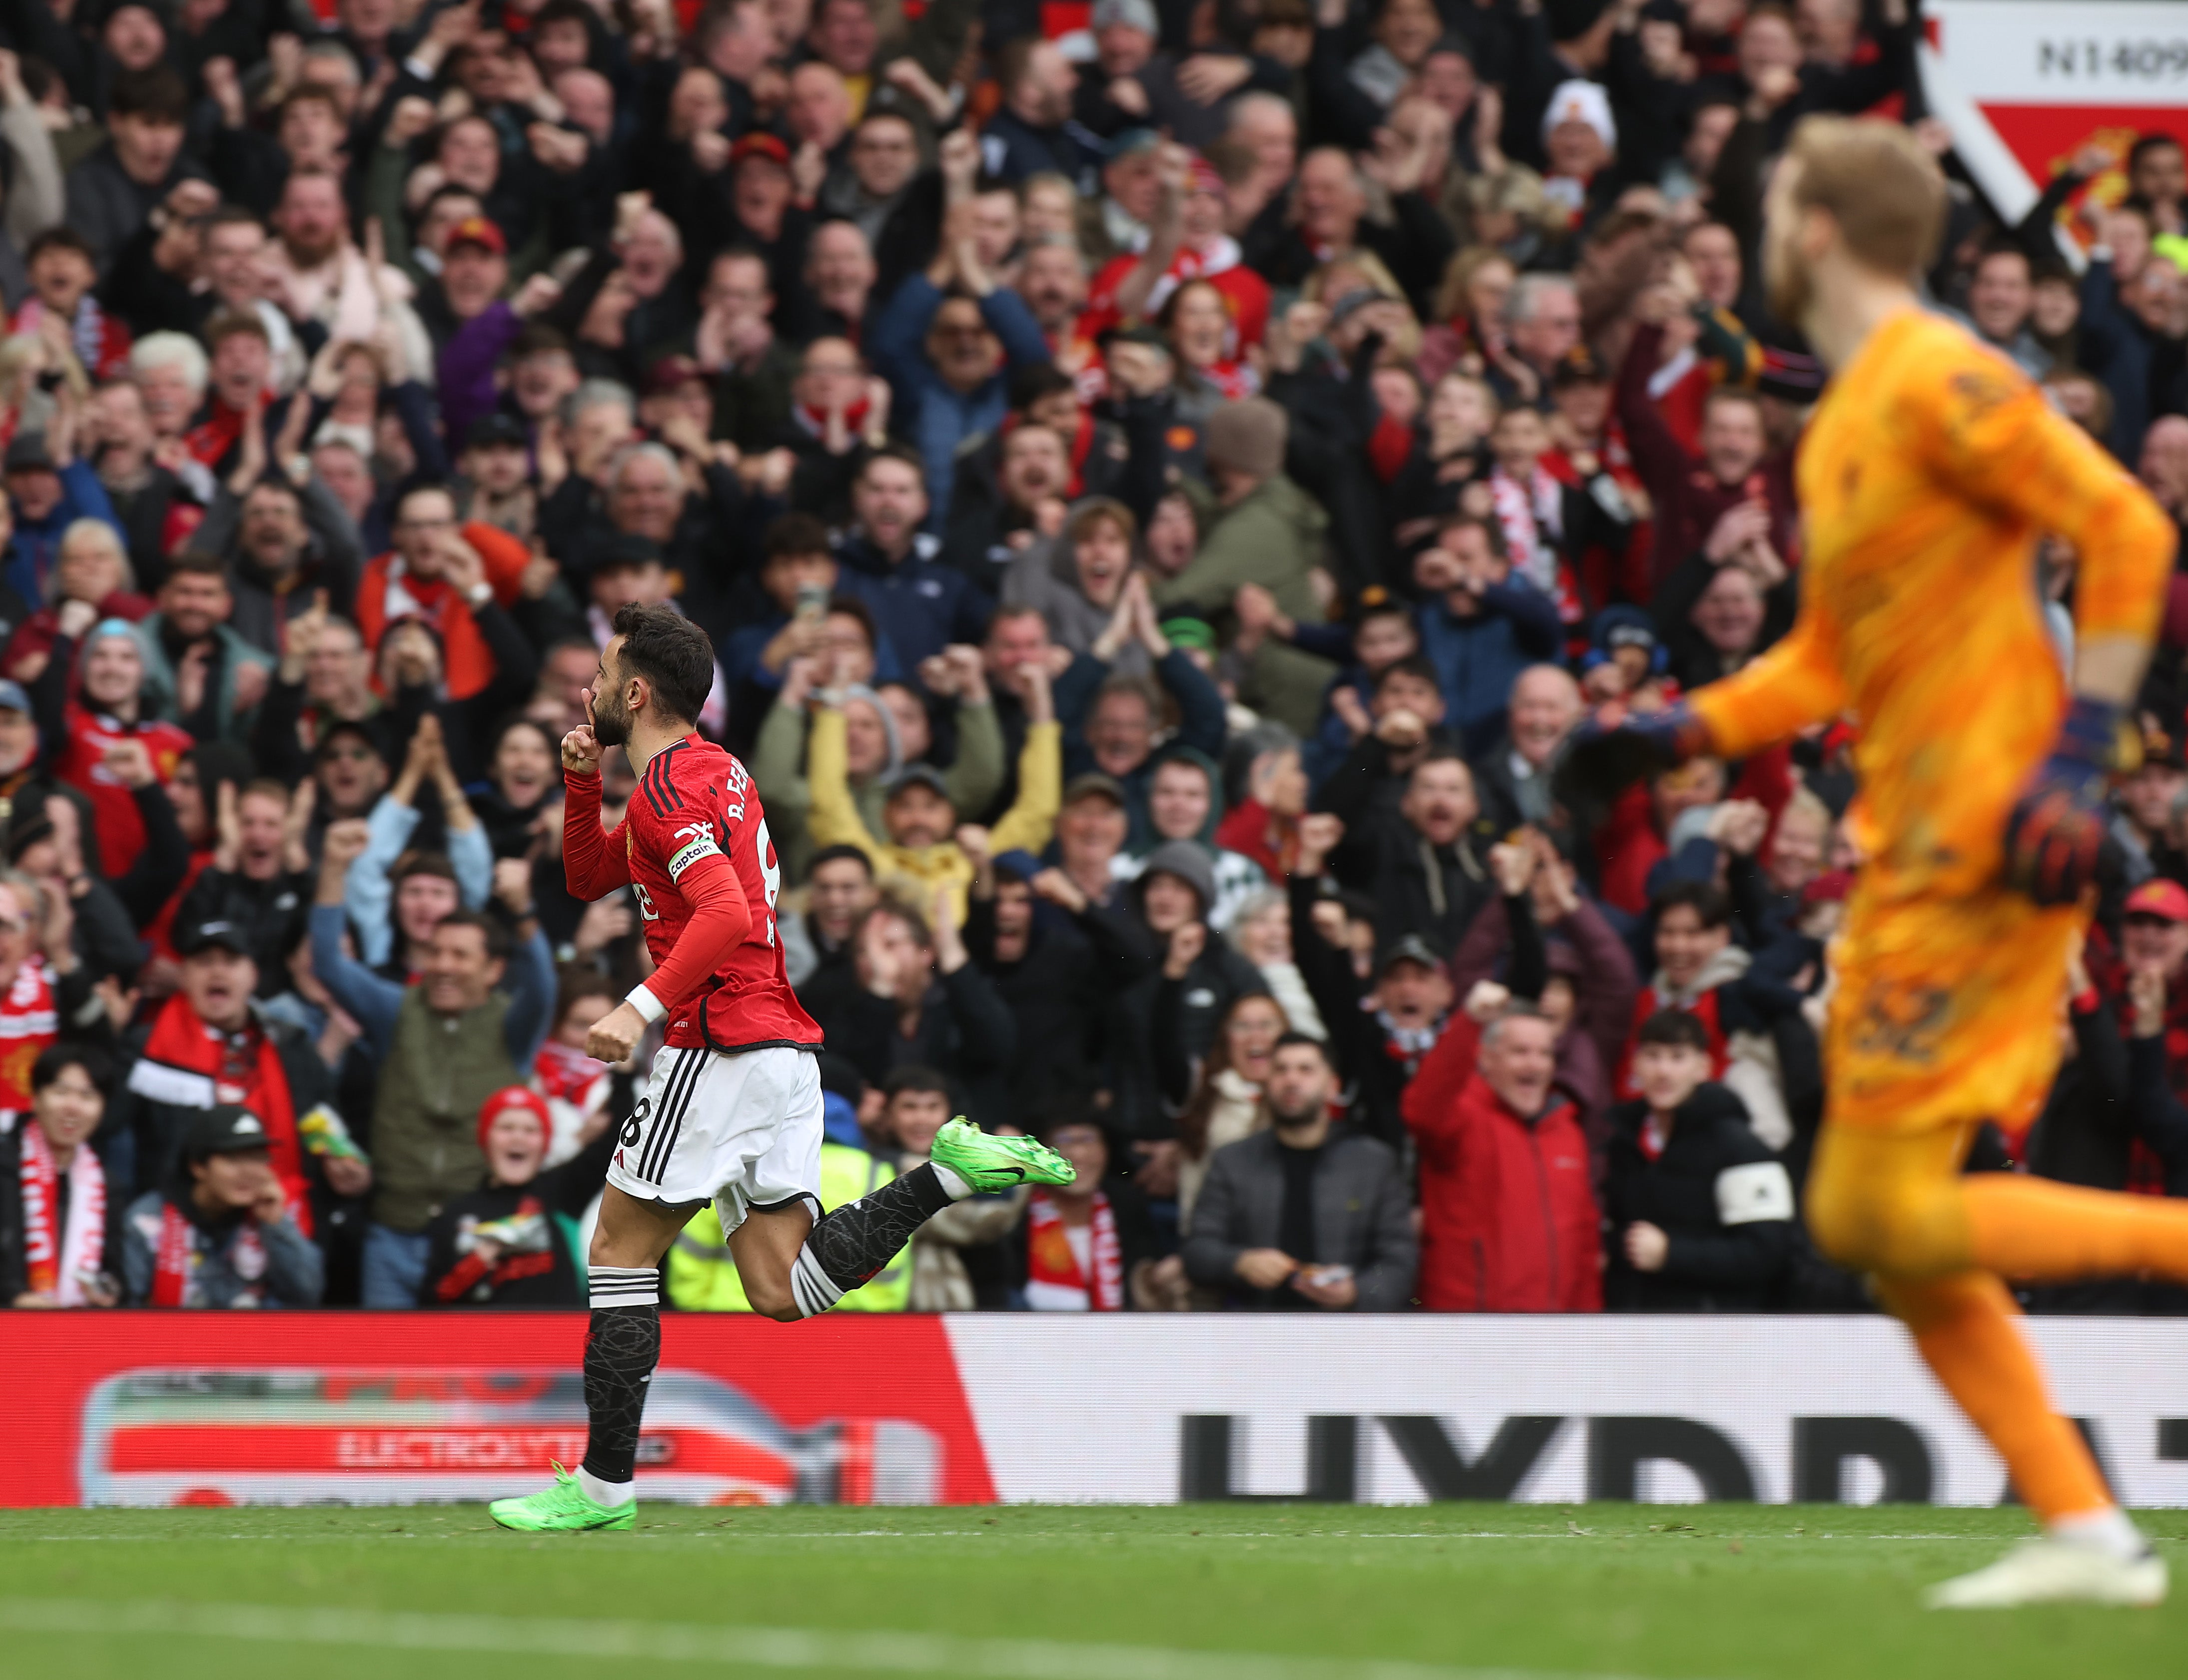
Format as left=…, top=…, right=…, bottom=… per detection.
left=591, top=686, right=633, bottom=747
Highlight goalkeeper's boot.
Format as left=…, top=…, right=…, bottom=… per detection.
left=929, top=1117, right=1075, bottom=1192
left=489, top=1463, right=635, bottom=1533
left=1926, top=1538, right=2166, bottom=1609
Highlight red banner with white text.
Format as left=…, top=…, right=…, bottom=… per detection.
left=2, top=1312, right=992, bottom=1509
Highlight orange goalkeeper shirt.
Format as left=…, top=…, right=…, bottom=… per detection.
left=1688, top=308, right=2175, bottom=906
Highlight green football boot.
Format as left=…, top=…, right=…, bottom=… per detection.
left=489, top=1463, right=636, bottom=1533
left=929, top=1117, right=1076, bottom=1192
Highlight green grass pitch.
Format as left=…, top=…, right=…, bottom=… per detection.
left=0, top=1503, right=2182, bottom=1679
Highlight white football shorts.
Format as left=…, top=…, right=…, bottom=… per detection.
left=606, top=1043, right=823, bottom=1233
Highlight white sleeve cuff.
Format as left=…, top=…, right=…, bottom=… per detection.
left=626, top=984, right=668, bottom=1026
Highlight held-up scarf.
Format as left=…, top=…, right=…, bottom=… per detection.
left=131, top=994, right=312, bottom=1237
left=0, top=960, right=56, bottom=1111
left=19, top=1122, right=103, bottom=1303
left=150, top=1201, right=266, bottom=1307
left=1488, top=462, right=1575, bottom=614
left=1022, top=1189, right=1122, bottom=1311
left=533, top=1040, right=610, bottom=1167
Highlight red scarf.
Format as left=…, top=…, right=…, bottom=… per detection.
left=793, top=394, right=872, bottom=439
left=133, top=994, right=311, bottom=1237
left=20, top=1120, right=104, bottom=1302
left=150, top=1200, right=265, bottom=1307
left=357, top=523, right=528, bottom=703
left=533, top=1040, right=600, bottom=1106
left=0, top=960, right=57, bottom=1112
left=1022, top=1189, right=1122, bottom=1311
left=1199, top=359, right=1260, bottom=401
left=11, top=296, right=132, bottom=381
left=1065, top=409, right=1095, bottom=498
left=533, top=1040, right=609, bottom=1164
left=183, top=397, right=247, bottom=469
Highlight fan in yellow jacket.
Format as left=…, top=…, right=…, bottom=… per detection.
left=805, top=663, right=1061, bottom=922
left=667, top=1141, right=909, bottom=1312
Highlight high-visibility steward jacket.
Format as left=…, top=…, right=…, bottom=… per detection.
left=666, top=1142, right=910, bottom=1312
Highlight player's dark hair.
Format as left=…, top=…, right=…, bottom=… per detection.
left=1653, top=879, right=1732, bottom=931
left=1974, top=236, right=2030, bottom=275
left=31, top=1040, right=115, bottom=1097
left=436, top=907, right=511, bottom=964
left=883, top=1064, right=950, bottom=1101
left=809, top=843, right=875, bottom=877
left=763, top=512, right=834, bottom=563
left=610, top=601, right=713, bottom=727
left=1374, top=653, right=1441, bottom=696
left=1636, top=1008, right=1711, bottom=1054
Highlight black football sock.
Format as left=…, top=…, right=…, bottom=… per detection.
left=789, top=1164, right=955, bottom=1317
left=579, top=1266, right=660, bottom=1493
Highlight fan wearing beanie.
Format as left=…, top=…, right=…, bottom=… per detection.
left=1153, top=397, right=1339, bottom=737
left=416, top=1085, right=621, bottom=1307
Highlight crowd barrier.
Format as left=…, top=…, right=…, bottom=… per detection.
left=7, top=1314, right=2188, bottom=1508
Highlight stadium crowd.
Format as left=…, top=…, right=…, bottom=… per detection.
left=0, top=0, right=2181, bottom=1314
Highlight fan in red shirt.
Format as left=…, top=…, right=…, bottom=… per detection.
left=492, top=603, right=1069, bottom=1532
left=40, top=607, right=191, bottom=878
left=1081, top=148, right=1271, bottom=358
left=1401, top=988, right=1602, bottom=1313
left=356, top=484, right=531, bottom=703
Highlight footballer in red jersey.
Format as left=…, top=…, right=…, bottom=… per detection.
left=492, top=604, right=1071, bottom=1534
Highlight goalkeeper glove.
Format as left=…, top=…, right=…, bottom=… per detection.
left=2001, top=695, right=2126, bottom=906
left=1550, top=701, right=1715, bottom=832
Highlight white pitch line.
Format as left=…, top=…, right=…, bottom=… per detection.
left=0, top=1597, right=1707, bottom=1680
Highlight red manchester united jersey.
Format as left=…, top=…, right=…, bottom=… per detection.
left=60, top=703, right=192, bottom=878
left=562, top=736, right=821, bottom=1054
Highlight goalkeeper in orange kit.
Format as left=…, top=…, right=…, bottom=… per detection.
left=1558, top=117, right=2188, bottom=1609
